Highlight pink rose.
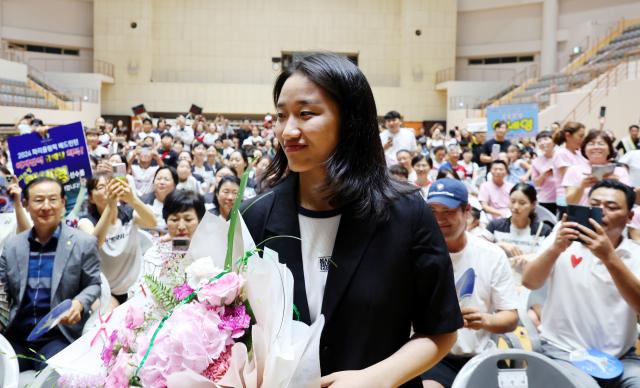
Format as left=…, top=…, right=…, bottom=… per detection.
left=125, top=306, right=145, bottom=330
left=197, top=273, right=244, bottom=306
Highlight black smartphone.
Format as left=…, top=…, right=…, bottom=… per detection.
left=567, top=205, right=603, bottom=242
left=599, top=106, right=607, bottom=119
left=172, top=237, right=190, bottom=252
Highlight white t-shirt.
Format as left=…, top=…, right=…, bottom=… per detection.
left=170, top=126, right=195, bottom=149
left=98, top=217, right=141, bottom=295
left=380, top=128, right=417, bottom=165
left=89, top=145, right=110, bottom=159
left=450, top=233, right=519, bottom=356
left=151, top=198, right=166, bottom=232
left=298, top=208, right=341, bottom=323
left=619, top=149, right=640, bottom=187
left=99, top=133, right=111, bottom=146
left=176, top=176, right=203, bottom=195
left=202, top=133, right=219, bottom=146
left=538, top=232, right=640, bottom=357
left=131, top=164, right=159, bottom=197
left=242, top=135, right=264, bottom=147
left=139, top=131, right=161, bottom=145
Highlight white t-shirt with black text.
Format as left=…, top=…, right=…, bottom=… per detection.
left=298, top=207, right=341, bottom=323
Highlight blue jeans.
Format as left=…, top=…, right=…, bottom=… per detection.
left=541, top=341, right=640, bottom=388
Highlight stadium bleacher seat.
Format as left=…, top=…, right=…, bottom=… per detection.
left=0, top=78, right=59, bottom=110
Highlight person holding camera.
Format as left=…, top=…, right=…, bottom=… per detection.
left=0, top=170, right=32, bottom=254
left=479, top=121, right=511, bottom=165
left=522, top=180, right=640, bottom=387
left=380, top=110, right=419, bottom=166
left=78, top=172, right=156, bottom=305
left=85, top=128, right=109, bottom=159
left=563, top=129, right=629, bottom=206
left=129, top=144, right=164, bottom=197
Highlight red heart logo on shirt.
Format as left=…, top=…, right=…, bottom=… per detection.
left=571, top=255, right=583, bottom=268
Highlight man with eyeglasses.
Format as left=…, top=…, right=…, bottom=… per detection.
left=0, top=176, right=101, bottom=371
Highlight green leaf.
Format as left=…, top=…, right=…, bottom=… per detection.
left=144, top=275, right=179, bottom=311
left=225, top=163, right=253, bottom=270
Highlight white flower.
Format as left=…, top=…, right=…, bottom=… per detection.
left=185, top=257, right=224, bottom=288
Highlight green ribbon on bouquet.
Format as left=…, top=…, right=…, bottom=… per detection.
left=133, top=165, right=307, bottom=382
left=133, top=166, right=254, bottom=381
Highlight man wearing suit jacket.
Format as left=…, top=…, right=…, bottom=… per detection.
left=0, top=176, right=101, bottom=371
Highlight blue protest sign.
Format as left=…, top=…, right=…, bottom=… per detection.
left=486, top=104, right=539, bottom=140
left=8, top=122, right=92, bottom=217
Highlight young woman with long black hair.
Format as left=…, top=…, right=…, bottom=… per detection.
left=242, top=53, right=462, bottom=388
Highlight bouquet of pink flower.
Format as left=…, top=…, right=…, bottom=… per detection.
left=53, top=168, right=324, bottom=388
left=97, top=267, right=251, bottom=387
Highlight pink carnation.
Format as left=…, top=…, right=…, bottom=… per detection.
left=219, top=305, right=251, bottom=339
left=136, top=303, right=229, bottom=387
left=125, top=306, right=145, bottom=330
left=101, top=330, right=119, bottom=367
left=173, top=283, right=195, bottom=301
left=202, top=345, right=233, bottom=382
left=197, top=272, right=244, bottom=306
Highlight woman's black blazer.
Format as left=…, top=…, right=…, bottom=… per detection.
left=241, top=174, right=463, bottom=387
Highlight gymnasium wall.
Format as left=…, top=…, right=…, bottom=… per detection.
left=94, top=0, right=457, bottom=121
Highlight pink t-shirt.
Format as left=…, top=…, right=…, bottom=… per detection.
left=562, top=164, right=630, bottom=205
left=531, top=154, right=557, bottom=203
left=552, top=146, right=588, bottom=205
left=478, top=180, right=514, bottom=220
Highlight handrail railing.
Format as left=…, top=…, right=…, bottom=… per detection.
left=435, top=66, right=521, bottom=84
left=563, top=52, right=640, bottom=124
left=482, top=63, right=539, bottom=107
left=435, top=67, right=455, bottom=84
left=0, top=41, right=26, bottom=63
left=28, top=58, right=115, bottom=79
left=563, top=20, right=625, bottom=74
left=94, top=59, right=115, bottom=79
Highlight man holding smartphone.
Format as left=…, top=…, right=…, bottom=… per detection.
left=522, top=180, right=640, bottom=387
left=479, top=121, right=511, bottom=165
left=379, top=110, right=418, bottom=166
left=129, top=145, right=163, bottom=197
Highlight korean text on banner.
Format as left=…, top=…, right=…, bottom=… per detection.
left=486, top=103, right=539, bottom=140
left=7, top=122, right=92, bottom=216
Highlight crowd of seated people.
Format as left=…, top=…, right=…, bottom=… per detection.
left=0, top=110, right=639, bottom=387
left=378, top=111, right=640, bottom=387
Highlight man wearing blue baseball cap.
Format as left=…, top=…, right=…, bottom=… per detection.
left=422, top=178, right=518, bottom=388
